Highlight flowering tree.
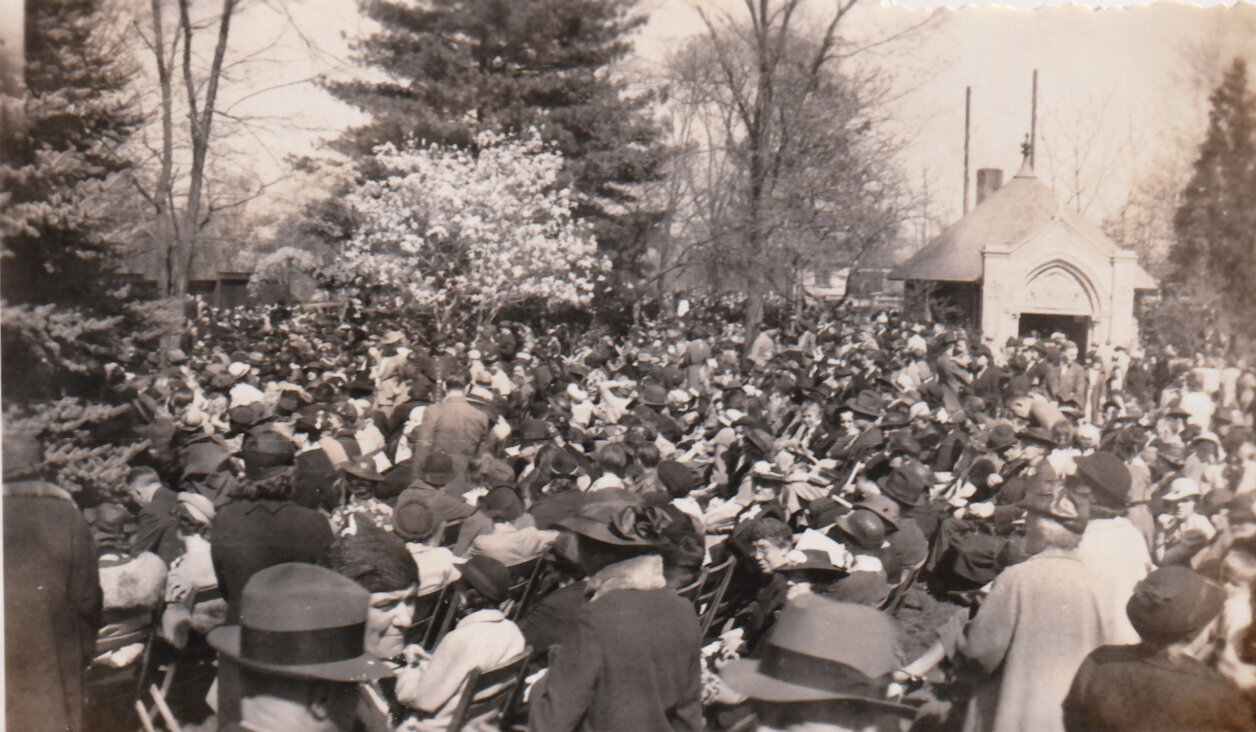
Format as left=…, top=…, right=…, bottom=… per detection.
left=333, top=131, right=608, bottom=330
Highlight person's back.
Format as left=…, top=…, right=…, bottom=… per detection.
left=211, top=498, right=333, bottom=622
left=4, top=478, right=101, bottom=732
left=1076, top=516, right=1153, bottom=645
left=531, top=583, right=703, bottom=731
left=413, top=392, right=491, bottom=461
left=1064, top=644, right=1255, bottom=732
left=959, top=549, right=1114, bottom=732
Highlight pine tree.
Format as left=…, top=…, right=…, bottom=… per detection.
left=326, top=0, right=667, bottom=277
left=1171, top=58, right=1256, bottom=335
left=1, top=0, right=150, bottom=403
left=0, top=0, right=142, bottom=307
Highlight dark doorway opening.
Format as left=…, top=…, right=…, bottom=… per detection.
left=1018, top=313, right=1090, bottom=353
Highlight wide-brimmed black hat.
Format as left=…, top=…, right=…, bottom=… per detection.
left=207, top=563, right=393, bottom=683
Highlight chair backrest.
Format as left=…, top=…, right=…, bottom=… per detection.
left=405, top=583, right=449, bottom=649
left=446, top=648, right=532, bottom=732
left=503, top=553, right=546, bottom=621
left=694, top=556, right=737, bottom=640
left=879, top=556, right=926, bottom=615
left=439, top=518, right=466, bottom=547
left=428, top=588, right=464, bottom=649
left=87, top=606, right=160, bottom=700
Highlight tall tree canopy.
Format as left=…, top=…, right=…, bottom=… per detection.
left=1172, top=57, right=1256, bottom=337
left=0, top=0, right=142, bottom=307
left=662, top=0, right=911, bottom=346
left=326, top=0, right=667, bottom=276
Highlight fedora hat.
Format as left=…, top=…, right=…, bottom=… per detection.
left=640, top=383, right=669, bottom=408
left=207, top=563, right=393, bottom=683
left=985, top=423, right=1017, bottom=452
left=854, top=495, right=901, bottom=531
left=876, top=468, right=927, bottom=507
left=721, top=595, right=914, bottom=712
left=844, top=390, right=885, bottom=418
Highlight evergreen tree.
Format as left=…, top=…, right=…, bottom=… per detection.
left=1, top=0, right=148, bottom=402
left=326, top=0, right=666, bottom=277
left=1172, top=58, right=1256, bottom=335
left=0, top=0, right=142, bottom=307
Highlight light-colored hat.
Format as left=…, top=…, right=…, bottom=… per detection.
left=1163, top=476, right=1203, bottom=502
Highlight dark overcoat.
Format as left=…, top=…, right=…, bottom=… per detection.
left=4, top=480, right=101, bottom=732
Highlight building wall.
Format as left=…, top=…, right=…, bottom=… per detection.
left=981, top=218, right=1141, bottom=349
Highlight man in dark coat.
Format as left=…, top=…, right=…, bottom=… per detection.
left=529, top=500, right=703, bottom=731
left=409, top=373, right=493, bottom=480
left=210, top=486, right=334, bottom=624
left=4, top=432, right=102, bottom=732
left=126, top=466, right=182, bottom=564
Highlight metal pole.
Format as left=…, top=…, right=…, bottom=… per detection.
left=1030, top=69, right=1038, bottom=169
left=963, top=86, right=971, bottom=215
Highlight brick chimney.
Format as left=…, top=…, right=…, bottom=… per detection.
left=976, top=168, right=1003, bottom=206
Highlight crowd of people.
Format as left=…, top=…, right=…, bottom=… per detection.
left=6, top=294, right=1256, bottom=732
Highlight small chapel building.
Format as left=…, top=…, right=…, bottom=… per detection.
left=888, top=158, right=1157, bottom=352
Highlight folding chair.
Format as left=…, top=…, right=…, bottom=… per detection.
left=137, top=585, right=225, bottom=730
left=879, top=556, right=926, bottom=615
left=86, top=605, right=163, bottom=729
left=503, top=553, right=547, bottom=621
left=446, top=648, right=533, bottom=732
left=677, top=556, right=738, bottom=640
left=406, top=583, right=450, bottom=649
left=86, top=606, right=159, bottom=694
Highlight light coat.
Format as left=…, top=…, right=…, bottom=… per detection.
left=956, top=548, right=1119, bottom=732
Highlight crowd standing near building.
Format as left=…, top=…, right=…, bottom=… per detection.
left=6, top=295, right=1256, bottom=731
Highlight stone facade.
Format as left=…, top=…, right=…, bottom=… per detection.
left=890, top=161, right=1156, bottom=349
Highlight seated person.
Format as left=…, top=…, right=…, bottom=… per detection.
left=720, top=596, right=916, bottom=732
left=327, top=524, right=420, bottom=663
left=529, top=499, right=703, bottom=731
left=329, top=459, right=394, bottom=536
left=392, top=490, right=467, bottom=595
left=394, top=555, right=526, bottom=730
left=456, top=486, right=558, bottom=563
left=126, top=466, right=182, bottom=564
left=207, top=563, right=394, bottom=732
left=87, top=503, right=167, bottom=668
left=160, top=492, right=227, bottom=648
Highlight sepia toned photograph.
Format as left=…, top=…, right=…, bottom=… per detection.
left=2, top=0, right=1255, bottom=729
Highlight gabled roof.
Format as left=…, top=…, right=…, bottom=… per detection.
left=888, top=162, right=1155, bottom=289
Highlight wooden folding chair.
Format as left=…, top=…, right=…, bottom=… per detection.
left=136, top=584, right=224, bottom=731
left=406, top=583, right=451, bottom=649
left=879, top=556, right=926, bottom=615
left=677, top=556, right=737, bottom=640
left=446, top=648, right=533, bottom=732
left=503, top=553, right=547, bottom=621
left=85, top=605, right=159, bottom=701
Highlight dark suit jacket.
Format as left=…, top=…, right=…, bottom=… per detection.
left=210, top=498, right=333, bottom=623
left=410, top=394, right=492, bottom=479
left=530, top=588, right=703, bottom=732
left=4, top=480, right=101, bottom=732
left=131, top=486, right=181, bottom=564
